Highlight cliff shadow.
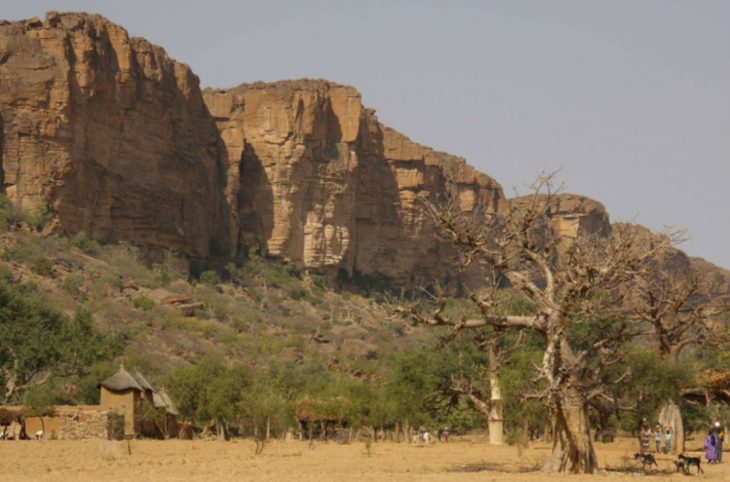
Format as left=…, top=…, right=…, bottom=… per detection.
left=345, top=118, right=411, bottom=293
left=238, top=140, right=273, bottom=254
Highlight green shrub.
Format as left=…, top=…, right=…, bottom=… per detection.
left=200, top=270, right=221, bottom=287
left=0, top=194, right=23, bottom=230
left=62, top=274, right=86, bottom=299
left=72, top=233, right=101, bottom=256
left=132, top=296, right=155, bottom=311
left=26, top=209, right=53, bottom=231
left=30, top=257, right=54, bottom=276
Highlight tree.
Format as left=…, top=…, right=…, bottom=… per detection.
left=238, top=377, right=289, bottom=454
left=398, top=174, right=666, bottom=473
left=22, top=384, right=56, bottom=438
left=625, top=256, right=729, bottom=453
left=631, top=268, right=728, bottom=362
left=440, top=289, right=535, bottom=445
left=166, top=357, right=250, bottom=440
left=0, top=276, right=126, bottom=402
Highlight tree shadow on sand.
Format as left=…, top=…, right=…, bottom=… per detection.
left=447, top=460, right=542, bottom=473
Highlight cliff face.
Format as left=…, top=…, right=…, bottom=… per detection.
left=204, top=80, right=504, bottom=286
left=1, top=12, right=725, bottom=290
left=0, top=12, right=228, bottom=258
left=510, top=193, right=611, bottom=243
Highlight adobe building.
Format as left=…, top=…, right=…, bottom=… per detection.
left=99, top=365, right=179, bottom=437
left=1, top=366, right=178, bottom=440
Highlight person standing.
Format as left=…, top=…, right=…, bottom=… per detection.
left=654, top=424, right=663, bottom=453
left=715, top=421, right=724, bottom=463
left=640, top=423, right=651, bottom=454
left=664, top=427, right=672, bottom=454
left=705, top=429, right=718, bottom=464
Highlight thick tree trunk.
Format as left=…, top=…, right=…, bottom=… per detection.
left=544, top=388, right=597, bottom=473
left=658, top=401, right=684, bottom=453
left=215, top=417, right=228, bottom=441
left=668, top=345, right=681, bottom=363
left=487, top=341, right=504, bottom=445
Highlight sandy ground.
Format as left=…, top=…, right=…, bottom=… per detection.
left=0, top=437, right=727, bottom=482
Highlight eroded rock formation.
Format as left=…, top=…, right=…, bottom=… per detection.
left=1, top=12, right=726, bottom=289
left=0, top=12, right=228, bottom=258
left=204, top=80, right=504, bottom=286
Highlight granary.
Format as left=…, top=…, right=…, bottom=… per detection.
left=0, top=366, right=178, bottom=440
left=99, top=365, right=178, bottom=437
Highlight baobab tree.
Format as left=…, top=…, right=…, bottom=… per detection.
left=399, top=174, right=668, bottom=473
left=418, top=278, right=532, bottom=446
left=445, top=326, right=510, bottom=445
left=631, top=269, right=728, bottom=362
left=626, top=252, right=729, bottom=452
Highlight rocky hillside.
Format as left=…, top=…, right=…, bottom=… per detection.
left=0, top=223, right=421, bottom=395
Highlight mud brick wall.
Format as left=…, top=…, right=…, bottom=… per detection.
left=58, top=410, right=109, bottom=440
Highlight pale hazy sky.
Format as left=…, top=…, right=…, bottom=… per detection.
left=3, top=1, right=729, bottom=268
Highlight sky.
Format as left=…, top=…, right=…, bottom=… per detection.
left=3, top=0, right=729, bottom=268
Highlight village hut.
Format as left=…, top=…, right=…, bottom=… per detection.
left=295, top=396, right=351, bottom=441
left=99, top=365, right=177, bottom=437
left=152, top=389, right=179, bottom=438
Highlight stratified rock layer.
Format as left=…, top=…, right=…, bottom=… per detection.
left=2, top=12, right=726, bottom=290
left=204, top=80, right=505, bottom=286
left=0, top=12, right=228, bottom=257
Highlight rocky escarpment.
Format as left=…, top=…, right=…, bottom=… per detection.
left=1, top=12, right=726, bottom=290
left=204, top=80, right=504, bottom=286
left=0, top=12, right=229, bottom=258
left=616, top=223, right=730, bottom=300
left=510, top=193, right=611, bottom=242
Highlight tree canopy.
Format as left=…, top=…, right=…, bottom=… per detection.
left=0, top=273, right=126, bottom=403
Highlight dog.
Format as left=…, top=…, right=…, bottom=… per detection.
left=634, top=453, right=658, bottom=468
left=678, top=454, right=703, bottom=474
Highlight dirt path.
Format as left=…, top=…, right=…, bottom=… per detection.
left=0, top=437, right=726, bottom=481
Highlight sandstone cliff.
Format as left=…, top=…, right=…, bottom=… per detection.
left=0, top=12, right=228, bottom=258
left=204, top=80, right=504, bottom=286
left=1, top=12, right=726, bottom=290
left=510, top=193, right=611, bottom=241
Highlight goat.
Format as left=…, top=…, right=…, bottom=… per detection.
left=678, top=454, right=703, bottom=474
left=634, top=453, right=657, bottom=469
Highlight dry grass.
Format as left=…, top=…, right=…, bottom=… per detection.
left=0, top=437, right=724, bottom=482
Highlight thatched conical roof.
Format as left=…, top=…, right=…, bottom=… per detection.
left=154, top=389, right=179, bottom=416
left=131, top=368, right=155, bottom=392
left=99, top=365, right=146, bottom=392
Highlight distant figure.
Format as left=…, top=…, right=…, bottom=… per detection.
left=640, top=423, right=651, bottom=453
left=714, top=421, right=724, bottom=463
left=441, top=427, right=449, bottom=442
left=654, top=424, right=663, bottom=453
left=422, top=431, right=431, bottom=444
left=705, top=429, right=718, bottom=464
left=664, top=427, right=672, bottom=454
